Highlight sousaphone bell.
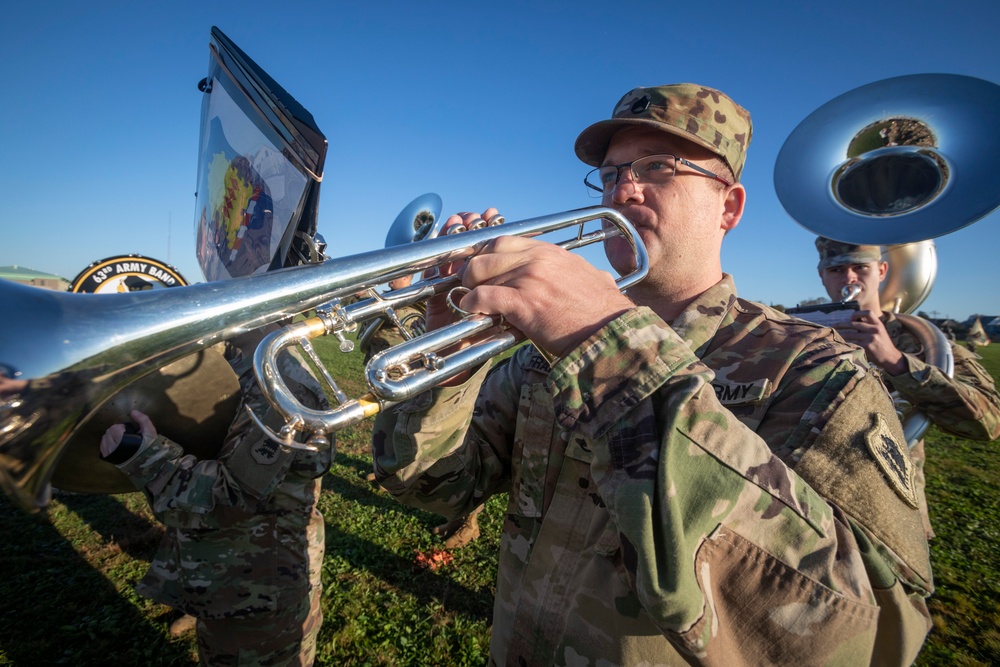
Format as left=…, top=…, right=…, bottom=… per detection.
left=774, top=73, right=1000, bottom=445
left=774, top=73, right=1000, bottom=245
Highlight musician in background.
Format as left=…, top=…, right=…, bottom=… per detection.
left=814, top=236, right=1000, bottom=537
left=372, top=84, right=934, bottom=665
left=100, top=329, right=330, bottom=666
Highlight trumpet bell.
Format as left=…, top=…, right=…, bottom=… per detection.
left=775, top=73, right=1000, bottom=245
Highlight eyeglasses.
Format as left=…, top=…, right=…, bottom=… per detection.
left=584, top=153, right=732, bottom=197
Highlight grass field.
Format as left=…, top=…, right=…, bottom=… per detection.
left=0, top=338, right=997, bottom=666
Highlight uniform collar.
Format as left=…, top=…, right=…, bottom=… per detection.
left=668, top=274, right=739, bottom=358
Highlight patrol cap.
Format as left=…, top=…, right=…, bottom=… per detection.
left=815, top=236, right=883, bottom=270
left=574, top=83, right=753, bottom=181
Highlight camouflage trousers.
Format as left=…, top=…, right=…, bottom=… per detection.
left=195, top=584, right=322, bottom=666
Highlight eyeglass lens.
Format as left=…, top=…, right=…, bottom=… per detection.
left=586, top=155, right=678, bottom=197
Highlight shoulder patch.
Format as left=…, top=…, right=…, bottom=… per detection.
left=522, top=353, right=551, bottom=374
left=865, top=413, right=917, bottom=509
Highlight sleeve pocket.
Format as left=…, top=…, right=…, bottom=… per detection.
left=675, top=527, right=879, bottom=664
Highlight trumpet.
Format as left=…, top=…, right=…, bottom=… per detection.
left=0, top=206, right=646, bottom=510
left=248, top=206, right=647, bottom=449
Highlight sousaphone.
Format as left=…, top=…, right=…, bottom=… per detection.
left=774, top=73, right=1000, bottom=445
left=356, top=193, right=442, bottom=354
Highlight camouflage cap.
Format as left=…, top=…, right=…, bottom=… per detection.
left=574, top=83, right=753, bottom=181
left=815, top=236, right=883, bottom=270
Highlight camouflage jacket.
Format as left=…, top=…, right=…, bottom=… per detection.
left=882, top=312, right=1000, bottom=443
left=880, top=312, right=1000, bottom=539
left=373, top=275, right=933, bottom=666
left=115, top=337, right=331, bottom=620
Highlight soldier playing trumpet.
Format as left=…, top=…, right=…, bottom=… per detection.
left=371, top=83, right=935, bottom=666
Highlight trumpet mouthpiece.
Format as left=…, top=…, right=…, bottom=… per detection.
left=840, top=284, right=862, bottom=302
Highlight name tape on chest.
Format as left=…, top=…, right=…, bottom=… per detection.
left=711, top=378, right=770, bottom=406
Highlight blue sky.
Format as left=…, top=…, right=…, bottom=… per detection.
left=2, top=0, right=998, bottom=321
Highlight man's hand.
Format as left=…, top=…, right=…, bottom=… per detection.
left=422, top=208, right=503, bottom=332
left=457, top=234, right=634, bottom=360
left=100, top=409, right=158, bottom=458
left=834, top=310, right=907, bottom=375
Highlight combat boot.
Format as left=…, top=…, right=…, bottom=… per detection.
left=431, top=515, right=465, bottom=539
left=169, top=613, right=197, bottom=637
left=443, top=513, right=480, bottom=549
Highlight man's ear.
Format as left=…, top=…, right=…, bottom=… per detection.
left=878, top=260, right=889, bottom=282
left=721, top=182, right=746, bottom=232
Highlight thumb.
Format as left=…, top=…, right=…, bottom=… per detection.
left=130, top=410, right=158, bottom=438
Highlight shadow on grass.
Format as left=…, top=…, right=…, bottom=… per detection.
left=0, top=494, right=195, bottom=666
left=320, top=452, right=496, bottom=624
left=57, top=490, right=163, bottom=558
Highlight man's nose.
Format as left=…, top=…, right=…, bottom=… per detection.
left=609, top=169, right=642, bottom=205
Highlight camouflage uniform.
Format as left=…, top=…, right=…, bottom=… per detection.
left=361, top=303, right=485, bottom=547
left=815, top=237, right=1000, bottom=538
left=878, top=309, right=1000, bottom=538
left=373, top=275, right=933, bottom=666
left=112, top=332, right=331, bottom=667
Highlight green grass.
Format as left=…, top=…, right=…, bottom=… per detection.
left=915, top=342, right=1000, bottom=667
left=1, top=339, right=998, bottom=665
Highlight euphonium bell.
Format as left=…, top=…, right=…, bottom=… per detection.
left=0, top=206, right=646, bottom=511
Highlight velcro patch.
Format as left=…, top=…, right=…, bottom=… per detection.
left=865, top=413, right=917, bottom=509
left=251, top=438, right=283, bottom=466
left=524, top=353, right=551, bottom=374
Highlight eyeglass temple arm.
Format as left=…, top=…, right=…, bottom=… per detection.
left=676, top=157, right=732, bottom=186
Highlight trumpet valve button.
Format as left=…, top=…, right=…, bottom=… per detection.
left=424, top=353, right=445, bottom=372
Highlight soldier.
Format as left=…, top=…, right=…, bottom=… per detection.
left=359, top=274, right=483, bottom=549
left=372, top=84, right=934, bottom=665
left=100, top=327, right=330, bottom=666
left=814, top=237, right=1000, bottom=537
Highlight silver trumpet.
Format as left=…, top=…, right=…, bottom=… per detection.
left=248, top=206, right=647, bottom=449
left=0, top=206, right=647, bottom=511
